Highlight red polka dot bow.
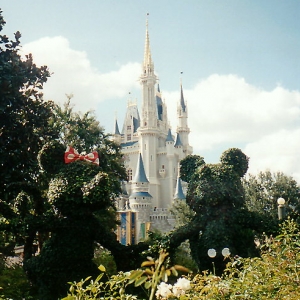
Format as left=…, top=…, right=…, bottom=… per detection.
left=64, top=146, right=99, bottom=166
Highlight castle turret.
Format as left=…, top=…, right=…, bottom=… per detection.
left=129, top=153, right=152, bottom=241
left=177, top=84, right=192, bottom=155
left=174, top=177, right=185, bottom=201
left=113, top=119, right=121, bottom=144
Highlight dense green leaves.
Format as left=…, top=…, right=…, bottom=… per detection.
left=0, top=9, right=54, bottom=197
left=180, top=154, right=205, bottom=183
left=62, top=219, right=300, bottom=300
left=169, top=148, right=258, bottom=274
left=220, top=147, right=249, bottom=177
left=243, top=170, right=300, bottom=218
left=0, top=9, right=56, bottom=262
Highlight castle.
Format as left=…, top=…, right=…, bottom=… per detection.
left=113, top=19, right=192, bottom=245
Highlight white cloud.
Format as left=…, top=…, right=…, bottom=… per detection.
left=245, top=129, right=300, bottom=182
left=164, top=74, right=300, bottom=181
left=22, top=36, right=140, bottom=112
left=21, top=36, right=300, bottom=182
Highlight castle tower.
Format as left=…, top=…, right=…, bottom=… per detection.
left=129, top=153, right=152, bottom=240
left=177, top=84, right=192, bottom=155
left=138, top=17, right=160, bottom=205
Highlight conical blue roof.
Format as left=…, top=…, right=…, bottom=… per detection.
left=174, top=133, right=183, bottom=147
left=180, top=84, right=186, bottom=112
left=133, top=153, right=149, bottom=183
left=174, top=177, right=185, bottom=200
left=166, top=128, right=174, bottom=142
left=114, top=119, right=120, bottom=135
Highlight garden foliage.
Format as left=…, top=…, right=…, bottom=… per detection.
left=62, top=218, right=300, bottom=299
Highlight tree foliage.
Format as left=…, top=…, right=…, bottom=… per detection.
left=0, top=259, right=36, bottom=300
left=62, top=218, right=300, bottom=300
left=24, top=124, right=127, bottom=299
left=169, top=200, right=195, bottom=229
left=167, top=148, right=264, bottom=274
left=243, top=170, right=300, bottom=218
left=180, top=155, right=205, bottom=183
left=0, top=9, right=55, bottom=258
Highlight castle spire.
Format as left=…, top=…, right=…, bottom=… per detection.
left=114, top=118, right=120, bottom=135
left=180, top=84, right=186, bottom=112
left=174, top=177, right=185, bottom=200
left=166, top=128, right=174, bottom=142
left=140, top=14, right=157, bottom=129
left=133, top=153, right=149, bottom=183
left=143, top=14, right=152, bottom=71
left=174, top=132, right=183, bottom=147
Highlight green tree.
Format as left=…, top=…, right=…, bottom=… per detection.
left=0, top=259, right=37, bottom=300
left=23, top=99, right=129, bottom=298
left=0, top=9, right=55, bottom=260
left=243, top=170, right=300, bottom=217
left=169, top=200, right=195, bottom=229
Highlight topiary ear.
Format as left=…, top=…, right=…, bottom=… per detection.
left=220, top=148, right=249, bottom=177
left=38, top=141, right=65, bottom=174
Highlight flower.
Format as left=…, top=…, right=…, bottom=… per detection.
left=172, top=277, right=191, bottom=297
left=155, top=282, right=172, bottom=299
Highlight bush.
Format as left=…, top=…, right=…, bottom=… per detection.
left=62, top=218, right=300, bottom=299
left=0, top=260, right=37, bottom=300
left=93, top=246, right=117, bottom=276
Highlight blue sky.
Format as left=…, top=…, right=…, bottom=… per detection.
left=1, top=1, right=300, bottom=181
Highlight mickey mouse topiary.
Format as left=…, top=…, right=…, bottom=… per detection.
left=170, top=148, right=261, bottom=274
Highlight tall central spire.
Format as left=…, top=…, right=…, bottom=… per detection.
left=142, top=14, right=154, bottom=76
left=143, top=16, right=152, bottom=68
left=140, top=13, right=157, bottom=129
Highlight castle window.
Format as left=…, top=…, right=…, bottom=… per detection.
left=127, top=134, right=131, bottom=141
left=162, top=165, right=165, bottom=169
left=127, top=169, right=132, bottom=181
left=145, top=144, right=146, bottom=150
left=127, top=125, right=131, bottom=130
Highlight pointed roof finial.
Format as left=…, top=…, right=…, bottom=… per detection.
left=180, top=78, right=186, bottom=112
left=174, top=132, right=183, bottom=147
left=114, top=118, right=120, bottom=135
left=144, top=13, right=152, bottom=69
left=133, top=153, right=149, bottom=183
left=166, top=128, right=174, bottom=142
left=174, top=177, right=185, bottom=200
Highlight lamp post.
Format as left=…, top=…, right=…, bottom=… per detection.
left=207, top=247, right=230, bottom=275
left=277, top=197, right=286, bottom=220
